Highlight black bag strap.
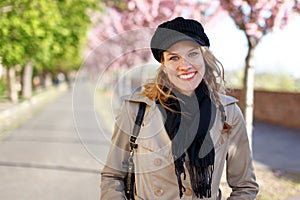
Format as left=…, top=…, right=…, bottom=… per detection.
left=125, top=102, right=147, bottom=199
left=129, top=102, right=147, bottom=150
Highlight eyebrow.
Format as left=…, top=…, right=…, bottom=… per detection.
left=164, top=51, right=177, bottom=56
left=165, top=47, right=199, bottom=56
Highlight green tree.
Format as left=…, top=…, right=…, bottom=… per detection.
left=0, top=0, right=62, bottom=100
left=0, top=0, right=99, bottom=101
left=255, top=73, right=296, bottom=92
left=53, top=0, right=100, bottom=73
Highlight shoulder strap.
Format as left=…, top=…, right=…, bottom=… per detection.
left=129, top=102, right=147, bottom=150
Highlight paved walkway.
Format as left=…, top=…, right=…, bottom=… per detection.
left=0, top=81, right=299, bottom=199
left=253, top=121, right=300, bottom=172
left=0, top=82, right=106, bottom=200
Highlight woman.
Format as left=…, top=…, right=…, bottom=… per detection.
left=100, top=17, right=259, bottom=199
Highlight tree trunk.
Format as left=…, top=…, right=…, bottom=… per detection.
left=22, top=62, right=33, bottom=99
left=241, top=36, right=258, bottom=150
left=7, top=66, right=18, bottom=103
left=44, top=73, right=52, bottom=88
left=0, top=57, right=3, bottom=79
left=124, top=68, right=132, bottom=95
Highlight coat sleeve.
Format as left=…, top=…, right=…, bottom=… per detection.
left=226, top=103, right=259, bottom=200
left=100, top=101, right=138, bottom=200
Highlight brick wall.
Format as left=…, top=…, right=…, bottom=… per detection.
left=228, top=89, right=300, bottom=130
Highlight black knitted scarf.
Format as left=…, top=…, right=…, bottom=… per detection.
left=157, top=81, right=216, bottom=198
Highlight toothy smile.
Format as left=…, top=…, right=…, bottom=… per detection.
left=178, top=72, right=196, bottom=80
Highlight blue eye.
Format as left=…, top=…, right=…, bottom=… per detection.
left=189, top=51, right=199, bottom=57
left=169, top=56, right=179, bottom=61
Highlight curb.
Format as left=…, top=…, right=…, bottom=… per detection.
left=0, top=84, right=68, bottom=137
left=285, top=196, right=300, bottom=200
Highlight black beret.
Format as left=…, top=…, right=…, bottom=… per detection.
left=150, top=17, right=210, bottom=62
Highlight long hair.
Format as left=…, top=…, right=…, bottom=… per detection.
left=142, top=46, right=226, bottom=111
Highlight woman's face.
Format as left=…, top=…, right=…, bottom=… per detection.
left=162, top=40, right=205, bottom=96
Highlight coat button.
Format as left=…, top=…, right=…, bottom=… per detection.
left=154, top=188, right=164, bottom=196
left=185, top=187, right=192, bottom=196
left=153, top=158, right=162, bottom=166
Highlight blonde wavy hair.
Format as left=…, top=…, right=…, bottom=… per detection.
left=142, top=46, right=226, bottom=112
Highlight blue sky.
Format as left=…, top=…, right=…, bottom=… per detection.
left=207, top=14, right=300, bottom=78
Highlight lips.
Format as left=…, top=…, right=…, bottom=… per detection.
left=178, top=72, right=196, bottom=80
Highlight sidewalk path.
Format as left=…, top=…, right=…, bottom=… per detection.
left=253, top=121, right=300, bottom=172
left=0, top=81, right=299, bottom=200
left=0, top=81, right=107, bottom=200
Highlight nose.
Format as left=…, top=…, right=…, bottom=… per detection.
left=178, top=58, right=192, bottom=71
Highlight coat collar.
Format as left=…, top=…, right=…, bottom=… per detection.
left=122, top=92, right=156, bottom=107
left=122, top=92, right=238, bottom=107
left=219, top=94, right=239, bottom=106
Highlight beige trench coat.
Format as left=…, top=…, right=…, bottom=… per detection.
left=100, top=93, right=259, bottom=200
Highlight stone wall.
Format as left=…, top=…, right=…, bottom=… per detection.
left=228, top=89, right=300, bottom=130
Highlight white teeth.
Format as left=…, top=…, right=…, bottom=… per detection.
left=179, top=72, right=195, bottom=79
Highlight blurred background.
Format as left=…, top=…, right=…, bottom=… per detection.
left=1, top=1, right=300, bottom=200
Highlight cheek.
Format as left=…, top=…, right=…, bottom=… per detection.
left=164, top=67, right=177, bottom=76
left=201, top=64, right=206, bottom=76
left=197, top=59, right=206, bottom=74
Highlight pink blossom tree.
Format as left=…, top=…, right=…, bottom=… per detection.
left=219, top=0, right=300, bottom=139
